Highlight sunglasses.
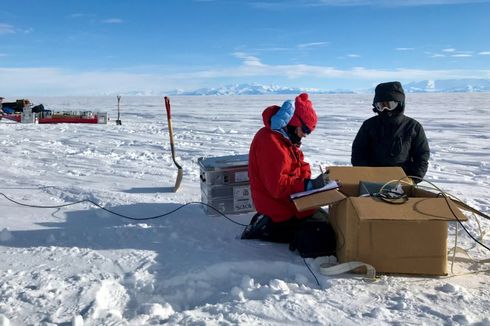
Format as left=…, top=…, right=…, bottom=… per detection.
left=374, top=101, right=398, bottom=112
left=297, top=115, right=311, bottom=135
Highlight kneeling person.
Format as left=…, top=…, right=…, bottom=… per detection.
left=243, top=93, right=335, bottom=256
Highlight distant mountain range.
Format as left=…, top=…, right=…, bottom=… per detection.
left=117, top=79, right=490, bottom=96
left=171, top=83, right=354, bottom=96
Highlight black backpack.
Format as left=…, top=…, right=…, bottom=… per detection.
left=289, top=218, right=336, bottom=258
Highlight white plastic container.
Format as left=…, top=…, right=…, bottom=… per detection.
left=97, top=112, right=108, bottom=124
left=20, top=107, right=36, bottom=123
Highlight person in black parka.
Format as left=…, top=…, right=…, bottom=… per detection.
left=351, top=81, right=430, bottom=181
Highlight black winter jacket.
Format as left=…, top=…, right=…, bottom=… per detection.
left=351, top=113, right=430, bottom=180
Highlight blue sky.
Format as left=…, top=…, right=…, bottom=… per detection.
left=1, top=0, right=490, bottom=95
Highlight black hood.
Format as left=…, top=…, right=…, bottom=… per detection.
left=373, top=81, right=406, bottom=113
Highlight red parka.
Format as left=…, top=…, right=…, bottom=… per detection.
left=248, top=105, right=315, bottom=223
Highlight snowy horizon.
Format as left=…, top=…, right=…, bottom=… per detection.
left=2, top=79, right=490, bottom=98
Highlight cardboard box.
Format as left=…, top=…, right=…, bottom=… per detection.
left=294, top=166, right=468, bottom=275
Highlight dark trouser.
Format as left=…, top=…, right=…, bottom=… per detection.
left=241, top=213, right=299, bottom=243
left=241, top=208, right=329, bottom=244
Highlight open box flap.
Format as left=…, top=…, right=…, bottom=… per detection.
left=292, top=189, right=346, bottom=212
left=328, top=166, right=408, bottom=197
left=350, top=197, right=468, bottom=222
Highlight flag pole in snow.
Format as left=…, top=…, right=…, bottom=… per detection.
left=164, top=96, right=183, bottom=192
left=116, top=95, right=122, bottom=125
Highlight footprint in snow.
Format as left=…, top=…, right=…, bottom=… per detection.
left=435, top=283, right=457, bottom=293
left=362, top=307, right=389, bottom=319
left=212, top=127, right=226, bottom=134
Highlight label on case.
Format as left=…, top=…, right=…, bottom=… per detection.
left=234, top=199, right=253, bottom=212
left=235, top=171, right=249, bottom=182
left=233, top=185, right=253, bottom=211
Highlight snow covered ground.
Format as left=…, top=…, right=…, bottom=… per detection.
left=0, top=94, right=489, bottom=325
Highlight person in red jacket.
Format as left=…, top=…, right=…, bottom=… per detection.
left=243, top=93, right=328, bottom=243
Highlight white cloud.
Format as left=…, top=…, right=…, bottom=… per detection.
left=347, top=54, right=360, bottom=58
left=2, top=55, right=490, bottom=95
left=431, top=49, right=474, bottom=57
left=252, top=47, right=290, bottom=52
left=174, top=62, right=490, bottom=82
left=396, top=47, right=414, bottom=51
left=0, top=67, right=174, bottom=96
left=478, top=51, right=490, bottom=55
left=69, top=13, right=92, bottom=18
left=0, top=23, right=31, bottom=35
left=0, top=23, right=16, bottom=34
left=232, top=52, right=265, bottom=67
left=101, top=18, right=124, bottom=24
left=297, top=42, right=329, bottom=48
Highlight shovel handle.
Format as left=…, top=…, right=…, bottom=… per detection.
left=164, top=96, right=174, bottom=144
left=164, top=96, right=183, bottom=191
left=165, top=96, right=171, bottom=117
left=164, top=96, right=182, bottom=170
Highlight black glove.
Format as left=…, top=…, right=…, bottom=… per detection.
left=306, top=173, right=327, bottom=190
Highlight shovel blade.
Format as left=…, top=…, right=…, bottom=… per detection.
left=173, top=168, right=183, bottom=192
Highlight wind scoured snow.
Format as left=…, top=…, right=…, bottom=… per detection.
left=0, top=94, right=489, bottom=325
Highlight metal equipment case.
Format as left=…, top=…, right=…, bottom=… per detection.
left=198, top=154, right=255, bottom=215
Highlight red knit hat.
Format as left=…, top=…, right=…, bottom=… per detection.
left=289, top=93, right=317, bottom=132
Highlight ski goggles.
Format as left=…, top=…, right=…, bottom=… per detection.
left=374, top=101, right=398, bottom=112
